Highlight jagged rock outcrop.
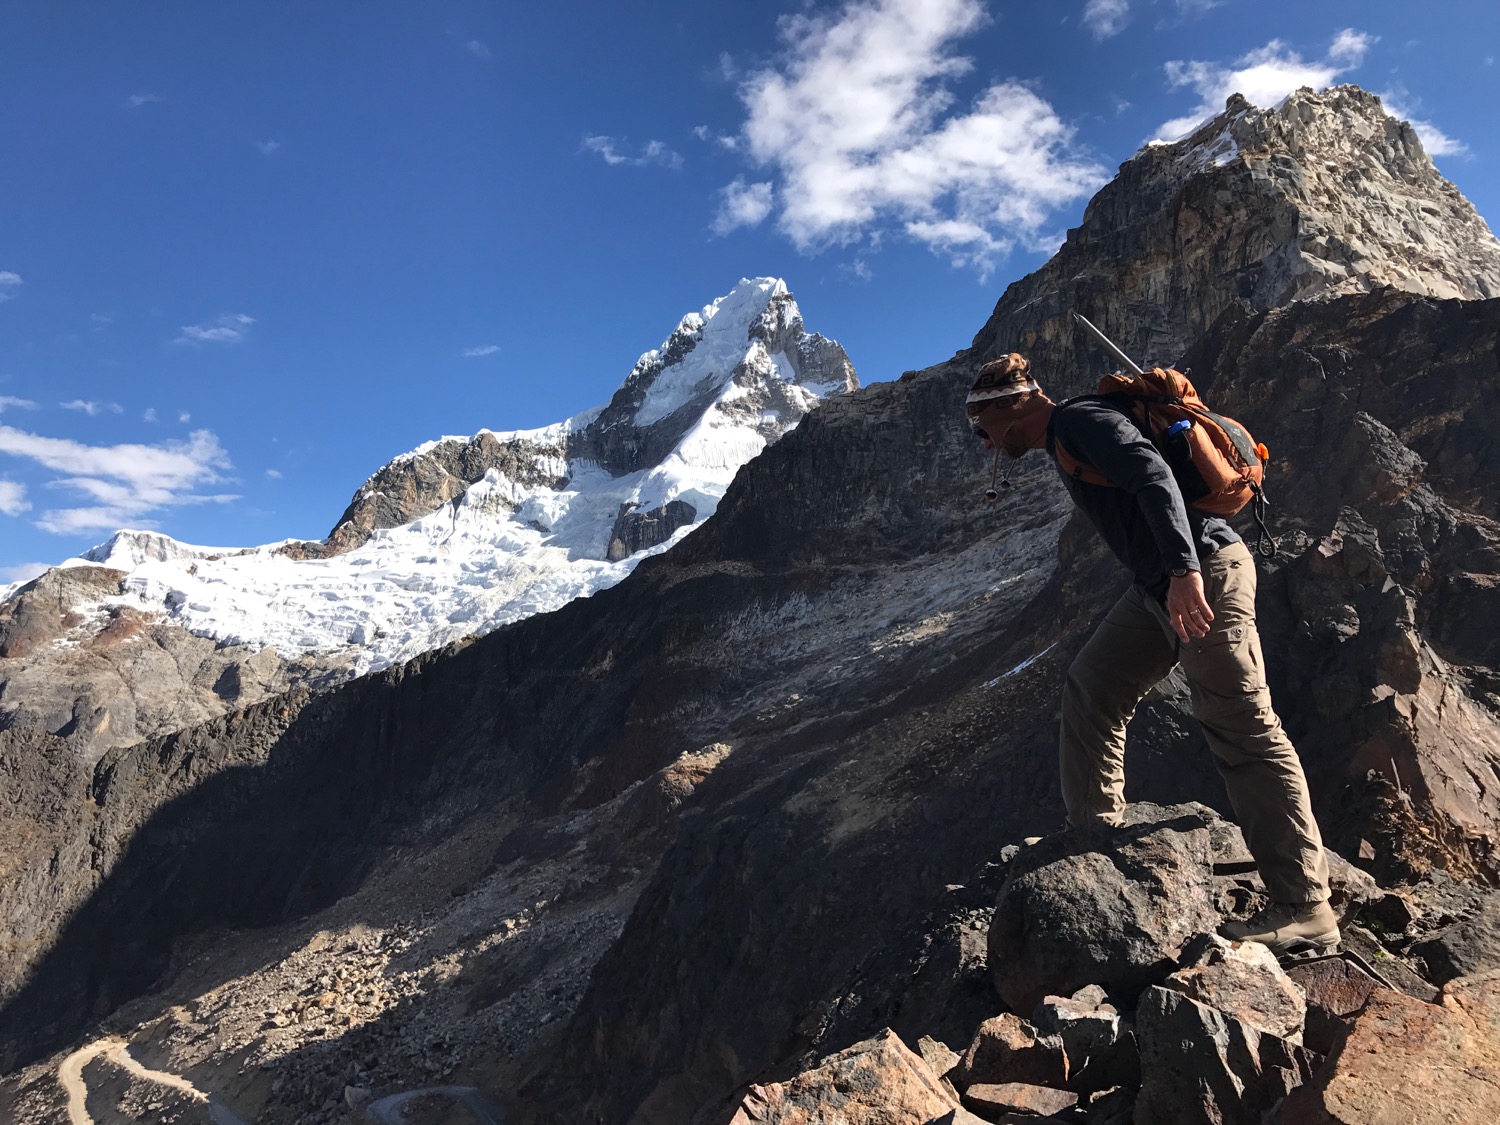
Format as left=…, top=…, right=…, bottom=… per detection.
left=1135, top=985, right=1314, bottom=1124
left=300, top=431, right=571, bottom=558
left=687, top=813, right=1484, bottom=1125
left=966, top=85, right=1500, bottom=378
left=607, top=499, right=698, bottom=562
left=725, top=1030, right=969, bottom=1125
left=0, top=564, right=335, bottom=762
left=2, top=85, right=1499, bottom=1125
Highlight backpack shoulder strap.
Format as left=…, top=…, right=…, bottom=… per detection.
left=1047, top=398, right=1114, bottom=488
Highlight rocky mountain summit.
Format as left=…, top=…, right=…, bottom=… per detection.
left=2, top=85, right=1500, bottom=1125
left=970, top=85, right=1500, bottom=379
left=0, top=278, right=855, bottom=761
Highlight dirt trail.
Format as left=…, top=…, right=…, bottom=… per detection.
left=57, top=1036, right=247, bottom=1125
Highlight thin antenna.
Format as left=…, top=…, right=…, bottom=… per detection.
left=1072, top=313, right=1144, bottom=375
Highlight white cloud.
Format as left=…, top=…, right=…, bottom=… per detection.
left=1379, top=88, right=1469, bottom=158
left=467, top=39, right=492, bottom=60
left=461, top=344, right=500, bottom=358
left=1155, top=29, right=1375, bottom=141
left=0, top=424, right=235, bottom=535
left=728, top=0, right=1106, bottom=274
left=60, top=400, right=124, bottom=416
left=1082, top=0, right=1130, bottom=40
left=0, top=396, right=37, bottom=413
left=144, top=407, right=158, bottom=423
left=256, top=140, right=280, bottom=156
left=265, top=468, right=283, bottom=479
left=0, top=480, right=28, bottom=516
left=90, top=313, right=112, bottom=329
left=582, top=135, right=684, bottom=170
left=179, top=411, right=192, bottom=423
left=126, top=92, right=163, bottom=109
left=0, top=271, right=21, bottom=301
left=0, top=561, right=49, bottom=584
left=712, top=179, right=775, bottom=235
left=175, top=313, right=255, bottom=345
left=693, top=124, right=741, bottom=151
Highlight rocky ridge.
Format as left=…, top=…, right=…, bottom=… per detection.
left=724, top=806, right=1499, bottom=1125
left=2, top=85, right=1500, bottom=1125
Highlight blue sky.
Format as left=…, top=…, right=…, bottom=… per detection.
left=1, top=0, right=1496, bottom=579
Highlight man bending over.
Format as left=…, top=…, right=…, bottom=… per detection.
left=965, top=352, right=1337, bottom=953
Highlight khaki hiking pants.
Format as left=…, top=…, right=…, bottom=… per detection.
left=1059, top=541, right=1331, bottom=905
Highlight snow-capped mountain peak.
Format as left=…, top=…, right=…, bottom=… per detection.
left=8, top=279, right=856, bottom=681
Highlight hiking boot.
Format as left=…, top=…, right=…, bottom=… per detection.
left=1220, top=899, right=1340, bottom=954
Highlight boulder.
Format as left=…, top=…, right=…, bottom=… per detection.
left=956, top=1013, right=1067, bottom=1090
left=988, top=805, right=1220, bottom=1013
left=1284, top=957, right=1382, bottom=1055
left=1164, top=933, right=1307, bottom=1042
left=726, top=1029, right=962, bottom=1125
left=1135, top=986, right=1313, bottom=1125
left=1273, top=972, right=1500, bottom=1123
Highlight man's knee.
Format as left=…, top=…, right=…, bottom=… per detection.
left=1065, top=653, right=1148, bottom=724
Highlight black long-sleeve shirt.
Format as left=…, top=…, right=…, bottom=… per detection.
left=1047, top=395, right=1240, bottom=602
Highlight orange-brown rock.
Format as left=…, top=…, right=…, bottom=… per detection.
left=1285, top=957, right=1382, bottom=1055
left=1165, top=934, right=1307, bottom=1042
left=1274, top=972, right=1500, bottom=1123
left=956, top=1013, right=1067, bottom=1089
left=963, top=1081, right=1078, bottom=1118
left=726, top=1028, right=966, bottom=1125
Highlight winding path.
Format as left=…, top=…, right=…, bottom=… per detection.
left=58, top=1036, right=247, bottom=1125
left=58, top=1037, right=504, bottom=1125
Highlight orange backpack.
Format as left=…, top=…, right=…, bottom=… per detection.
left=1051, top=367, right=1273, bottom=537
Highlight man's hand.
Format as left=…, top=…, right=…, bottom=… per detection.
left=1166, top=571, right=1213, bottom=643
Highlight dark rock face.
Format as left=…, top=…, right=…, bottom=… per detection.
left=607, top=500, right=698, bottom=562
left=1407, top=886, right=1500, bottom=984
left=0, top=566, right=124, bottom=660
left=1285, top=958, right=1382, bottom=1055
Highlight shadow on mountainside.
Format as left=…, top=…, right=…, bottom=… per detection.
left=0, top=558, right=766, bottom=1073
